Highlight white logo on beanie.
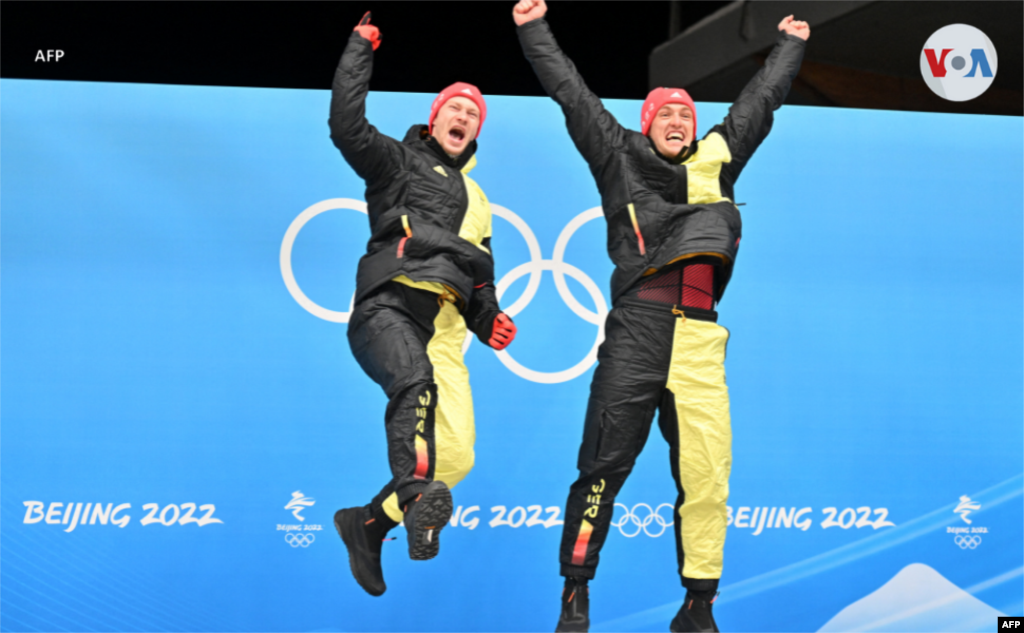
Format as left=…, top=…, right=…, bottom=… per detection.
left=461, top=88, right=474, bottom=95
left=671, top=91, right=683, bottom=98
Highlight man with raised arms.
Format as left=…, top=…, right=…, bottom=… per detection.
left=513, top=1, right=808, bottom=630
left=329, top=12, right=517, bottom=596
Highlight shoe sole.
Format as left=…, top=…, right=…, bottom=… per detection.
left=667, top=610, right=716, bottom=630
left=407, top=482, right=453, bottom=561
left=334, top=509, right=386, bottom=597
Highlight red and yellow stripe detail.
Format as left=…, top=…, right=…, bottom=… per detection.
left=397, top=215, right=413, bottom=259
left=570, top=519, right=594, bottom=566
left=413, top=435, right=429, bottom=479
left=628, top=203, right=646, bottom=255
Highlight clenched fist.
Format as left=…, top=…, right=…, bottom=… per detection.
left=513, top=0, right=547, bottom=26
left=353, top=11, right=382, bottom=50
left=488, top=313, right=517, bottom=350
left=777, top=15, right=810, bottom=41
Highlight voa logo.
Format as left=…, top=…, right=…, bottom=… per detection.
left=920, top=24, right=998, bottom=102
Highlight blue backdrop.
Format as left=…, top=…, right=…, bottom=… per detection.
left=1, top=78, right=1021, bottom=632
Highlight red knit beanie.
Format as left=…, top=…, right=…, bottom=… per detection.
left=429, top=82, right=487, bottom=138
left=640, top=87, right=697, bottom=137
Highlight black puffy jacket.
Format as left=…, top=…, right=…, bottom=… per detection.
left=330, top=31, right=503, bottom=342
left=518, top=19, right=806, bottom=304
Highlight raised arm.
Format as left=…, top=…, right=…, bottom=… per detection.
left=514, top=0, right=627, bottom=167
left=329, top=13, right=401, bottom=182
left=719, top=16, right=809, bottom=178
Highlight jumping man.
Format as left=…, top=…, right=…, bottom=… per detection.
left=513, top=1, right=808, bottom=630
left=330, top=12, right=517, bottom=597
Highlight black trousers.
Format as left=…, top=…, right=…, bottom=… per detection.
left=347, top=281, right=476, bottom=520
left=558, top=298, right=731, bottom=593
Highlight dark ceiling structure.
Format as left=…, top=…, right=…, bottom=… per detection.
left=652, top=1, right=1022, bottom=116
left=3, top=1, right=1021, bottom=116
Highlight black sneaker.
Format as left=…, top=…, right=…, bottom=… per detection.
left=402, top=480, right=453, bottom=560
left=334, top=507, right=386, bottom=596
left=670, top=592, right=719, bottom=632
left=555, top=577, right=590, bottom=632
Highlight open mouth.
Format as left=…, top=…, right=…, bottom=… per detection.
left=667, top=132, right=685, bottom=143
left=448, top=127, right=466, bottom=143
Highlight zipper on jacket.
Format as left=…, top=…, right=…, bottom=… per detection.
left=627, top=203, right=646, bottom=256
left=397, top=215, right=412, bottom=259
left=450, top=172, right=471, bottom=234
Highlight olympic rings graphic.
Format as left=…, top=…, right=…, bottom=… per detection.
left=954, top=534, right=981, bottom=549
left=610, top=503, right=675, bottom=538
left=285, top=533, right=316, bottom=548
left=281, top=200, right=608, bottom=383
left=481, top=205, right=607, bottom=384
left=280, top=198, right=367, bottom=323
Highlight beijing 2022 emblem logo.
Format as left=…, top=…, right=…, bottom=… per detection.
left=920, top=24, right=998, bottom=102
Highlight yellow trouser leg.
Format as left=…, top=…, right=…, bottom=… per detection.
left=382, top=301, right=476, bottom=523
left=666, top=317, right=732, bottom=579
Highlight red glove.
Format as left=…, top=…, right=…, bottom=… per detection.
left=488, top=313, right=517, bottom=350
left=353, top=11, right=381, bottom=50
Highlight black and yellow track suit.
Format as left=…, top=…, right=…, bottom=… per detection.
left=330, top=31, right=506, bottom=524
left=518, top=19, right=805, bottom=591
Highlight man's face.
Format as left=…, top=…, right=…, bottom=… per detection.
left=649, top=103, right=694, bottom=158
left=432, top=96, right=481, bottom=156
